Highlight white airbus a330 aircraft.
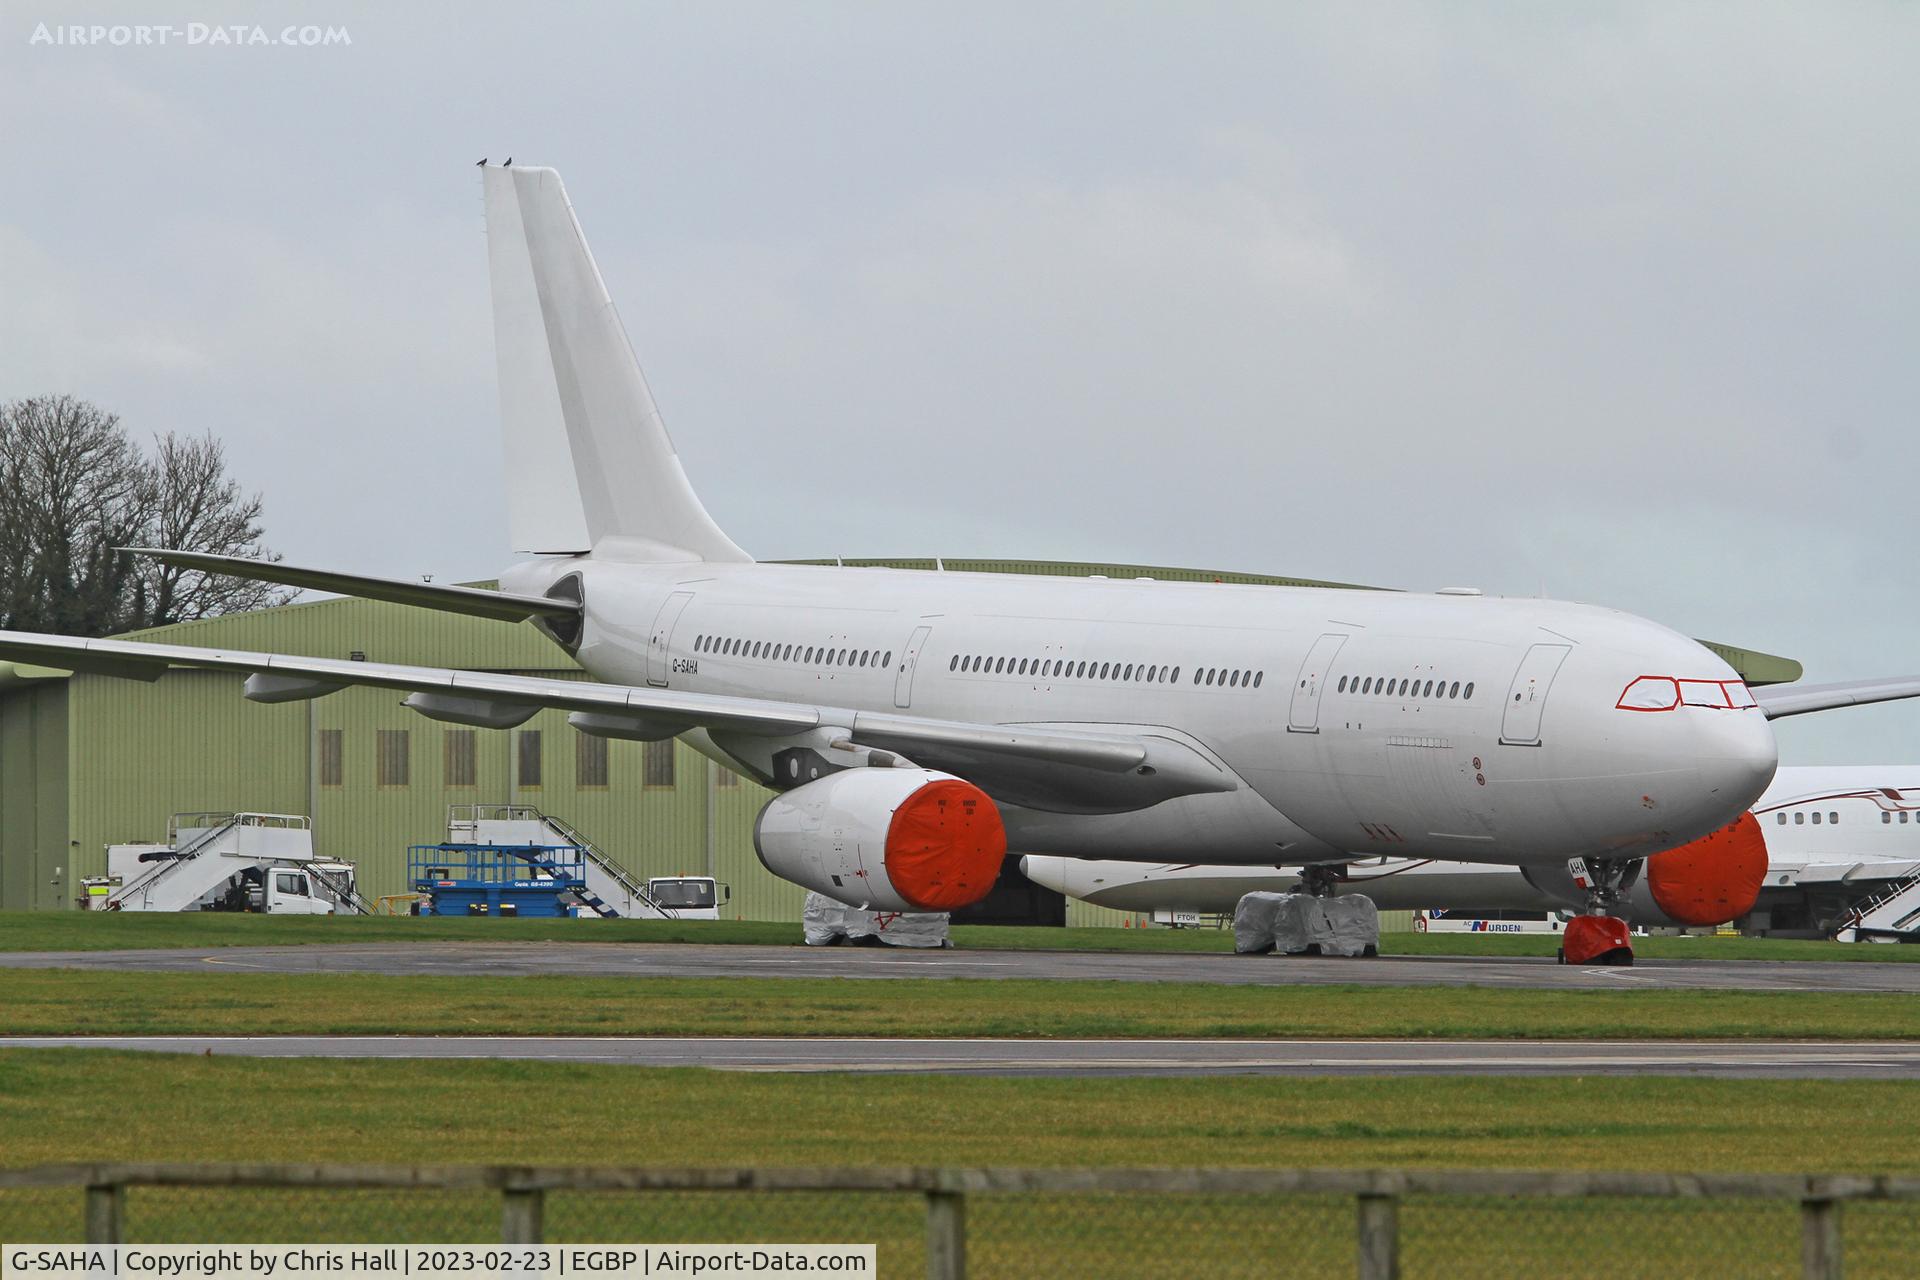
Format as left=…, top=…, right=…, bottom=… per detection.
left=5, top=165, right=1916, bottom=963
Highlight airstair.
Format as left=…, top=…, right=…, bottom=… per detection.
left=446, top=804, right=676, bottom=919
left=1835, top=867, right=1920, bottom=942
left=105, top=813, right=364, bottom=912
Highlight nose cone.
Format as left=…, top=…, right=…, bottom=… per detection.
left=1692, top=709, right=1779, bottom=817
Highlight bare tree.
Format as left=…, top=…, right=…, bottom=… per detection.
left=132, top=431, right=293, bottom=627
left=0, top=396, right=292, bottom=637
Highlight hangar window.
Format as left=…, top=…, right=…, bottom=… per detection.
left=445, top=730, right=477, bottom=788
left=318, top=729, right=343, bottom=788
left=716, top=766, right=740, bottom=789
left=577, top=733, right=609, bottom=788
left=517, top=731, right=542, bottom=789
left=643, top=739, right=675, bottom=788
left=376, top=729, right=410, bottom=788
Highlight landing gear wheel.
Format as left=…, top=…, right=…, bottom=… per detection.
left=1561, top=915, right=1634, bottom=966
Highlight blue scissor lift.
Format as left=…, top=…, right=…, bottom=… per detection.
left=410, top=842, right=592, bottom=917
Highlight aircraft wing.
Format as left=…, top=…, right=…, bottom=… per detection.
left=1751, top=676, right=1920, bottom=720
left=0, top=630, right=1231, bottom=807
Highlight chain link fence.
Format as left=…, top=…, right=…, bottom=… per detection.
left=3, top=1166, right=1916, bottom=1278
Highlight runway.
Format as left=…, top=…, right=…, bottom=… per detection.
left=5, top=1035, right=1917, bottom=1077
left=5, top=941, right=1919, bottom=992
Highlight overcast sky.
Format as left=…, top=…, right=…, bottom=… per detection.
left=3, top=3, right=1915, bottom=762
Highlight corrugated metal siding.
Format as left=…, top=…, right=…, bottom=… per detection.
left=0, top=682, right=70, bottom=910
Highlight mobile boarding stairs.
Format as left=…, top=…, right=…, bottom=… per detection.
left=102, top=812, right=366, bottom=913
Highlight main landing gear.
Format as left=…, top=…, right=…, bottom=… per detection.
left=1557, top=857, right=1640, bottom=967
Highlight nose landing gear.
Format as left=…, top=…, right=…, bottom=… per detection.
left=1558, top=857, right=1640, bottom=966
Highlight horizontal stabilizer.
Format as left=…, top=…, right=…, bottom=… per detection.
left=120, top=548, right=580, bottom=624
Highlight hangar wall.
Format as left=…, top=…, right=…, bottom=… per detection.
left=0, top=596, right=801, bottom=916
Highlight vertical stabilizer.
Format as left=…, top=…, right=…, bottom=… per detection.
left=483, top=164, right=750, bottom=562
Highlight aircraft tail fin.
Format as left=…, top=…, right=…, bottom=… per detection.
left=482, top=164, right=749, bottom=562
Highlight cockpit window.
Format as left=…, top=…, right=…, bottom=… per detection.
left=1617, top=676, right=1758, bottom=712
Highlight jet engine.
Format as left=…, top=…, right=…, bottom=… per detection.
left=1522, top=813, right=1769, bottom=927
left=752, top=767, right=1006, bottom=912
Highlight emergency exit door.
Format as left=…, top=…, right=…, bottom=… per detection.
left=645, top=591, right=694, bottom=687
left=894, top=625, right=932, bottom=708
left=1288, top=633, right=1348, bottom=733
left=1500, top=643, right=1571, bottom=745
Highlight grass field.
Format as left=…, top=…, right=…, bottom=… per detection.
left=3, top=1048, right=1914, bottom=1171
left=6, top=969, right=1917, bottom=1038
left=7, top=1051, right=1912, bottom=1271
left=3, top=909, right=1910, bottom=962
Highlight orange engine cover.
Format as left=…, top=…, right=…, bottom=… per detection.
left=884, top=778, right=1007, bottom=911
left=1645, top=812, right=1768, bottom=926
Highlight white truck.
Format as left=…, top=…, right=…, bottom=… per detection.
left=93, top=813, right=361, bottom=914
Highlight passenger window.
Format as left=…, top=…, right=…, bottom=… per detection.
left=883, top=651, right=892, bottom=667
left=1778, top=813, right=1787, bottom=825
left=1423, top=680, right=1433, bottom=697
left=1882, top=812, right=1891, bottom=824
left=1398, top=679, right=1409, bottom=695
left=1253, top=671, right=1263, bottom=688
left=1830, top=812, right=1839, bottom=824
left=1018, top=659, right=1028, bottom=675
left=1464, top=682, right=1474, bottom=699
left=1449, top=682, right=1460, bottom=698
left=1795, top=813, right=1805, bottom=824
left=1812, top=812, right=1822, bottom=824
left=949, top=655, right=959, bottom=671
left=1904, top=813, right=1911, bottom=824
left=1124, top=664, right=1134, bottom=680
left=1170, top=666, right=1180, bottom=683
left=1362, top=678, right=1373, bottom=694
left=1338, top=676, right=1348, bottom=692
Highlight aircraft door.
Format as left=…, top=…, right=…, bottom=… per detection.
left=894, top=625, right=933, bottom=708
left=1500, top=643, right=1572, bottom=745
left=645, top=591, right=695, bottom=687
left=1287, top=633, right=1348, bottom=733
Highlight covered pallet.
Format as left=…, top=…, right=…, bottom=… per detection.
left=802, top=892, right=952, bottom=948
left=1234, top=891, right=1378, bottom=957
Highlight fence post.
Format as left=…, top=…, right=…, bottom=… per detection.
left=501, top=1189, right=545, bottom=1244
left=926, top=1190, right=966, bottom=1280
left=1801, top=1198, right=1842, bottom=1280
left=84, top=1185, right=125, bottom=1244
left=1356, top=1193, right=1399, bottom=1280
